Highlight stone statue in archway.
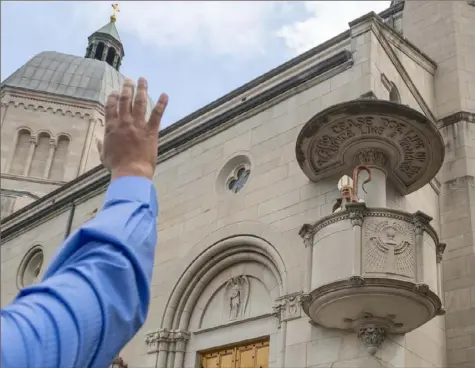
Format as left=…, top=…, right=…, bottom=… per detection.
left=225, top=276, right=249, bottom=321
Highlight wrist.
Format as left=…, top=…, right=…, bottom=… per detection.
left=110, top=164, right=154, bottom=181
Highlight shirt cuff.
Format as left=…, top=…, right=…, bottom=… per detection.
left=104, top=176, right=158, bottom=217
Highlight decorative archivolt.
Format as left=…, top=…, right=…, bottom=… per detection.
left=2, top=98, right=93, bottom=120
left=146, top=234, right=288, bottom=368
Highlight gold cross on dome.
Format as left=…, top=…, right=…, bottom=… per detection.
left=111, top=3, right=120, bottom=22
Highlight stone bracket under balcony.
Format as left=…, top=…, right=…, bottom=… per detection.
left=299, top=203, right=446, bottom=355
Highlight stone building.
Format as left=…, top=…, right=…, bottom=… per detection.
left=1, top=1, right=474, bottom=367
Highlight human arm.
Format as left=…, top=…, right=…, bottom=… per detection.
left=1, top=176, right=158, bottom=368
left=1, top=77, right=168, bottom=368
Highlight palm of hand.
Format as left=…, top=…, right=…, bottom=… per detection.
left=97, top=78, right=168, bottom=181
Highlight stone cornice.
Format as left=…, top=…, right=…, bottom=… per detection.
left=1, top=173, right=66, bottom=187
left=0, top=87, right=103, bottom=121
left=0, top=188, right=40, bottom=200
left=437, top=111, right=475, bottom=129
left=376, top=16, right=437, bottom=74
left=370, top=18, right=437, bottom=124
left=0, top=50, right=354, bottom=243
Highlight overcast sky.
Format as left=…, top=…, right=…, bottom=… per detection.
left=1, top=1, right=390, bottom=128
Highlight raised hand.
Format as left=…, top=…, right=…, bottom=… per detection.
left=97, top=77, right=168, bottom=181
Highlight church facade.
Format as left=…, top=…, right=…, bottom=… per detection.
left=1, top=1, right=475, bottom=367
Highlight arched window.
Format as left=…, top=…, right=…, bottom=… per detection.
left=9, top=129, right=31, bottom=175
left=106, top=47, right=116, bottom=67
left=49, top=135, right=70, bottom=181
left=389, top=83, right=401, bottom=103
left=94, top=42, right=105, bottom=60
left=29, top=132, right=50, bottom=178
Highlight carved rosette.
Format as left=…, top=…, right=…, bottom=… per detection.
left=295, top=99, right=445, bottom=194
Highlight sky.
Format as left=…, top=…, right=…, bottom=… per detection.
left=1, top=1, right=390, bottom=129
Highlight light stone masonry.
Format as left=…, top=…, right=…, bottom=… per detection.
left=2, top=2, right=475, bottom=368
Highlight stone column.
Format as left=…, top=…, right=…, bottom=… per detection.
left=436, top=243, right=446, bottom=304
left=156, top=329, right=170, bottom=368
left=347, top=203, right=366, bottom=276
left=102, top=45, right=109, bottom=61
left=90, top=43, right=98, bottom=58
left=43, top=138, right=56, bottom=179
left=412, top=212, right=431, bottom=284
left=172, top=330, right=190, bottom=368
left=299, top=225, right=314, bottom=293
left=113, top=53, right=120, bottom=69
left=356, top=148, right=389, bottom=207
left=23, top=135, right=37, bottom=176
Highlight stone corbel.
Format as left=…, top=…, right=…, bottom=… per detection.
left=273, top=292, right=306, bottom=328
left=436, top=243, right=446, bottom=264
left=299, top=224, right=315, bottom=248
left=346, top=202, right=367, bottom=227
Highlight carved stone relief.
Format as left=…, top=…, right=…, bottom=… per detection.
left=363, top=218, right=415, bottom=278
left=144, top=329, right=190, bottom=354
left=225, top=276, right=250, bottom=321
left=356, top=148, right=389, bottom=167
left=295, top=100, right=444, bottom=194
left=273, top=292, right=305, bottom=327
left=311, top=116, right=427, bottom=178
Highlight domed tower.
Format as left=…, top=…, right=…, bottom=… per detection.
left=0, top=6, right=154, bottom=218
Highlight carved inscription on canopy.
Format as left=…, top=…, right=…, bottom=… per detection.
left=363, top=218, right=415, bottom=278
left=312, top=115, right=427, bottom=180
left=295, top=100, right=445, bottom=195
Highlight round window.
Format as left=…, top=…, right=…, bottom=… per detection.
left=216, top=154, right=252, bottom=196
left=17, top=245, right=44, bottom=289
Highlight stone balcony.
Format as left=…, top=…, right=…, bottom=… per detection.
left=295, top=98, right=447, bottom=355
left=299, top=204, right=446, bottom=355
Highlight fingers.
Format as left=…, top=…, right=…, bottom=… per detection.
left=148, top=93, right=169, bottom=133
left=133, top=77, right=148, bottom=123
left=119, top=78, right=135, bottom=119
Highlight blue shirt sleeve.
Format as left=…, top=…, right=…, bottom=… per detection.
left=1, top=176, right=158, bottom=368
